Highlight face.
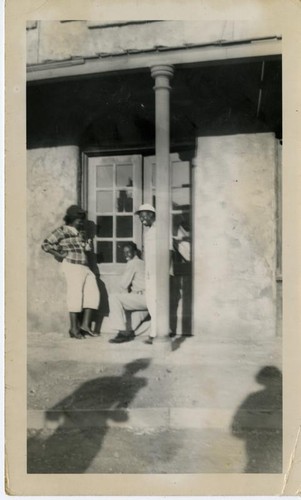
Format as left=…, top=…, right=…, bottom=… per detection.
left=123, top=245, right=136, bottom=262
left=72, top=217, right=85, bottom=231
left=138, top=210, right=155, bottom=227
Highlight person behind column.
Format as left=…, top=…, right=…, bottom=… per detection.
left=41, top=205, right=100, bottom=339
left=169, top=207, right=192, bottom=337
left=109, top=242, right=149, bottom=344
left=135, top=204, right=157, bottom=345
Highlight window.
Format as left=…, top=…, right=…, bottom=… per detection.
left=83, top=152, right=192, bottom=267
left=144, top=154, right=192, bottom=261
left=84, top=155, right=142, bottom=265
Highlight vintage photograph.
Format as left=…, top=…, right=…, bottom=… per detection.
left=25, top=19, right=283, bottom=475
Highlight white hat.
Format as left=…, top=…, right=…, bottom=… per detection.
left=135, top=203, right=156, bottom=215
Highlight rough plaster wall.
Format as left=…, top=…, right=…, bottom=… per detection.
left=193, top=133, right=277, bottom=337
left=27, top=19, right=282, bottom=65
left=27, top=146, right=79, bottom=333
left=26, top=23, right=39, bottom=65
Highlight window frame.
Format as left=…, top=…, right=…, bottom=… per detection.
left=82, top=152, right=143, bottom=273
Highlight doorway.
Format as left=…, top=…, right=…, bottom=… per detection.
left=83, top=151, right=193, bottom=335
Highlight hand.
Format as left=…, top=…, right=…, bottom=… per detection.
left=85, top=238, right=93, bottom=252
left=54, top=250, right=67, bottom=262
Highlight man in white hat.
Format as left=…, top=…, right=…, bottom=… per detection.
left=135, top=204, right=157, bottom=344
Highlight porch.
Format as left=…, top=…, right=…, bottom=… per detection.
left=27, top=57, right=282, bottom=338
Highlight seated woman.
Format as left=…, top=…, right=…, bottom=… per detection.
left=109, top=242, right=149, bottom=343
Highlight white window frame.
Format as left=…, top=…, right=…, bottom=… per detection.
left=82, top=153, right=142, bottom=274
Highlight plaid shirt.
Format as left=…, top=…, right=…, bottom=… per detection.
left=42, top=225, right=88, bottom=265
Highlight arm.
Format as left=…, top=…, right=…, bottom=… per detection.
left=41, top=227, right=68, bottom=262
left=84, top=238, right=100, bottom=277
left=172, top=225, right=191, bottom=262
left=45, top=248, right=68, bottom=262
left=119, top=260, right=135, bottom=292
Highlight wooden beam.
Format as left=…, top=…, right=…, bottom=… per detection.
left=27, top=39, right=281, bottom=83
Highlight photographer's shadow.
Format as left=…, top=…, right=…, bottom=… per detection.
left=28, top=358, right=151, bottom=473
left=231, top=366, right=282, bottom=473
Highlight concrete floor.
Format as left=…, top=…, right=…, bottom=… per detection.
left=27, top=329, right=282, bottom=474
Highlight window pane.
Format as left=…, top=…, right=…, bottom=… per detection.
left=96, top=164, right=113, bottom=188
left=172, top=211, right=191, bottom=235
left=172, top=187, right=190, bottom=208
left=116, top=164, right=133, bottom=187
left=172, top=212, right=191, bottom=262
left=116, top=216, right=133, bottom=237
left=83, top=220, right=97, bottom=239
left=96, top=191, right=113, bottom=212
left=172, top=213, right=184, bottom=236
left=116, top=240, right=133, bottom=263
left=96, top=216, right=113, bottom=237
left=116, top=189, right=133, bottom=212
left=172, top=161, right=190, bottom=187
left=96, top=241, right=112, bottom=263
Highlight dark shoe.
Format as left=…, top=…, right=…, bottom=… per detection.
left=69, top=329, right=84, bottom=340
left=117, top=330, right=134, bottom=337
left=169, top=331, right=176, bottom=338
left=109, top=332, right=135, bottom=344
left=80, top=327, right=98, bottom=337
left=144, top=337, right=153, bottom=345
left=108, top=330, right=126, bottom=342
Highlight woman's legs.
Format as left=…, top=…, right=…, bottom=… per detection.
left=62, top=262, right=100, bottom=337
left=81, top=270, right=100, bottom=336
left=81, top=308, right=98, bottom=336
left=69, top=312, right=83, bottom=339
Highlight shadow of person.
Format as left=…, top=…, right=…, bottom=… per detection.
left=27, top=358, right=151, bottom=473
left=171, top=336, right=187, bottom=352
left=231, top=366, right=282, bottom=473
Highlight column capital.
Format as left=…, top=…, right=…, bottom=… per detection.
left=151, top=64, right=174, bottom=81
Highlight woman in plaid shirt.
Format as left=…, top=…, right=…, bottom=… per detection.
left=42, top=205, right=100, bottom=339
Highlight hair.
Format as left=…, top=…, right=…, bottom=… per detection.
left=63, top=212, right=86, bottom=225
left=123, top=241, right=137, bottom=252
left=123, top=241, right=142, bottom=259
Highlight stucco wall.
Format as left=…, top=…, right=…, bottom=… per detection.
left=193, top=133, right=277, bottom=337
left=27, top=146, right=79, bottom=333
left=26, top=20, right=282, bottom=66
left=27, top=135, right=278, bottom=337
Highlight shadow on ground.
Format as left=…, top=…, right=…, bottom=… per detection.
left=171, top=336, right=187, bottom=352
left=27, top=358, right=151, bottom=473
left=231, top=365, right=282, bottom=473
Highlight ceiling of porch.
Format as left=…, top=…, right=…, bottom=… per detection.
left=27, top=57, right=282, bottom=150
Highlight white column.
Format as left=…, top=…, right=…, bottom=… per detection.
left=151, top=64, right=174, bottom=336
